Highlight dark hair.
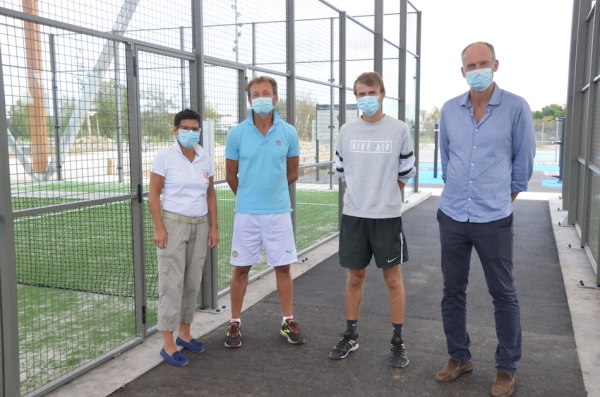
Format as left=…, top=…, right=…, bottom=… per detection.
left=173, top=108, right=200, bottom=127
left=461, top=41, right=496, bottom=63
left=353, top=72, right=386, bottom=95
left=246, top=76, right=278, bottom=98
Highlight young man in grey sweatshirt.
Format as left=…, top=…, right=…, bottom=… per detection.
left=328, top=72, right=416, bottom=368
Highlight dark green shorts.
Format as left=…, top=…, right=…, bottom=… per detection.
left=339, top=214, right=409, bottom=269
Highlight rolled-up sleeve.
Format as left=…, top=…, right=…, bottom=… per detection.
left=511, top=101, right=536, bottom=193
left=439, top=109, right=449, bottom=184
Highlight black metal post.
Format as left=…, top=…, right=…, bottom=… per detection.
left=557, top=117, right=566, bottom=182
left=434, top=122, right=439, bottom=178
left=49, top=34, right=62, bottom=180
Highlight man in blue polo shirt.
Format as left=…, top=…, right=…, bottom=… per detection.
left=224, top=75, right=304, bottom=348
left=435, top=42, right=535, bottom=397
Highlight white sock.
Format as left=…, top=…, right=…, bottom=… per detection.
left=283, top=315, right=294, bottom=323
left=230, top=318, right=241, bottom=324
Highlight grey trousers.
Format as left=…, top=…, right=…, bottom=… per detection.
left=157, top=217, right=209, bottom=332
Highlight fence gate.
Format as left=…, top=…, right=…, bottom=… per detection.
left=127, top=45, right=197, bottom=331
left=1, top=34, right=145, bottom=395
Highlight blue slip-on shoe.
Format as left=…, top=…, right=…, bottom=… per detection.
left=160, top=348, right=189, bottom=367
left=176, top=337, right=206, bottom=353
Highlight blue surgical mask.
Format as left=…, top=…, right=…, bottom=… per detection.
left=357, top=95, right=381, bottom=117
left=177, top=130, right=200, bottom=148
left=466, top=68, right=493, bottom=91
left=251, top=97, right=274, bottom=115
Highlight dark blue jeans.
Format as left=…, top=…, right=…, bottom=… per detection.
left=437, top=209, right=521, bottom=375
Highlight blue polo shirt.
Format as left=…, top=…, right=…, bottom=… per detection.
left=225, top=110, right=300, bottom=214
left=439, top=84, right=536, bottom=223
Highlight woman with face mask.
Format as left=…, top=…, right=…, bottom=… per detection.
left=148, top=108, right=219, bottom=367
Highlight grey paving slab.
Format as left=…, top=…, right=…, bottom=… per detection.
left=109, top=197, right=586, bottom=397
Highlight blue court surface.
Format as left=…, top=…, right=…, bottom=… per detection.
left=542, top=179, right=562, bottom=188
left=418, top=163, right=560, bottom=186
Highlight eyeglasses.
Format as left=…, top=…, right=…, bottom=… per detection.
left=177, top=126, right=200, bottom=132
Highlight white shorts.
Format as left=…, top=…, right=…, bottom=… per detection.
left=230, top=212, right=298, bottom=267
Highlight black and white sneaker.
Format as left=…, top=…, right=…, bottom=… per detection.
left=328, top=332, right=359, bottom=360
left=389, top=337, right=409, bottom=368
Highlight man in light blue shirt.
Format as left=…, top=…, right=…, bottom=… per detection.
left=224, top=76, right=304, bottom=349
left=435, top=42, right=535, bottom=397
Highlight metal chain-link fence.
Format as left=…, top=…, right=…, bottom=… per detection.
left=0, top=1, right=420, bottom=395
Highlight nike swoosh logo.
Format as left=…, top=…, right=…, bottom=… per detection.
left=387, top=257, right=398, bottom=263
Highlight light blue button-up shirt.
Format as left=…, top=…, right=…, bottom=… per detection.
left=438, top=84, right=536, bottom=223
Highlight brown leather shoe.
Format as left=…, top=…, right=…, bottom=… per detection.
left=435, top=358, right=473, bottom=382
left=491, top=372, right=516, bottom=397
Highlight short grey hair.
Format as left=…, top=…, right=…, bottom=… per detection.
left=461, top=41, right=496, bottom=63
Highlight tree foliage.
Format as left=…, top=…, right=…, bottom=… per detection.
left=140, top=87, right=178, bottom=141
left=274, top=97, right=317, bottom=141
left=532, top=104, right=565, bottom=120
left=205, top=101, right=223, bottom=126
left=93, top=79, right=129, bottom=139
left=7, top=81, right=226, bottom=145
left=7, top=97, right=88, bottom=142
left=420, top=106, right=441, bottom=132
left=7, top=99, right=30, bottom=142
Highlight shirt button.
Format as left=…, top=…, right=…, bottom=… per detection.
left=469, top=181, right=472, bottom=183
left=471, top=164, right=474, bottom=166
left=475, top=129, right=478, bottom=131
left=473, top=146, right=476, bottom=148
left=468, top=198, right=471, bottom=200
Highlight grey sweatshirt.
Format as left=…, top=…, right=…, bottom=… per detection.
left=335, top=115, right=416, bottom=219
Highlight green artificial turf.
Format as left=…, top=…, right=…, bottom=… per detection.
left=13, top=183, right=338, bottom=393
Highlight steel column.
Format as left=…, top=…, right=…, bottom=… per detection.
left=338, top=11, right=346, bottom=228
left=239, top=69, right=248, bottom=122
left=413, top=10, right=422, bottom=193
left=49, top=34, right=62, bottom=180
left=398, top=0, right=407, bottom=122
left=565, top=0, right=590, bottom=224
left=374, top=0, right=384, bottom=74
left=0, top=40, right=20, bottom=397
left=329, top=17, right=335, bottom=188
left=563, top=0, right=582, bottom=212
left=193, top=0, right=218, bottom=309
left=125, top=43, right=147, bottom=337
left=114, top=41, right=125, bottom=183
left=577, top=2, right=599, bottom=249
left=287, top=0, right=297, bottom=234
left=180, top=26, right=187, bottom=110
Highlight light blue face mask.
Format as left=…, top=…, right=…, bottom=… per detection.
left=251, top=97, right=274, bottom=115
left=357, top=95, right=381, bottom=117
left=177, top=130, right=200, bottom=148
left=466, top=68, right=493, bottom=91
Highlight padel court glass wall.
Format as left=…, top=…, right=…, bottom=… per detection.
left=564, top=0, right=600, bottom=286
left=0, top=1, right=421, bottom=395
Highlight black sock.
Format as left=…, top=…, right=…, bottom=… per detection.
left=392, top=323, right=403, bottom=341
left=346, top=320, right=358, bottom=337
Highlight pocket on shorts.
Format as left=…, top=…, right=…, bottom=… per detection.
left=158, top=257, right=174, bottom=295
